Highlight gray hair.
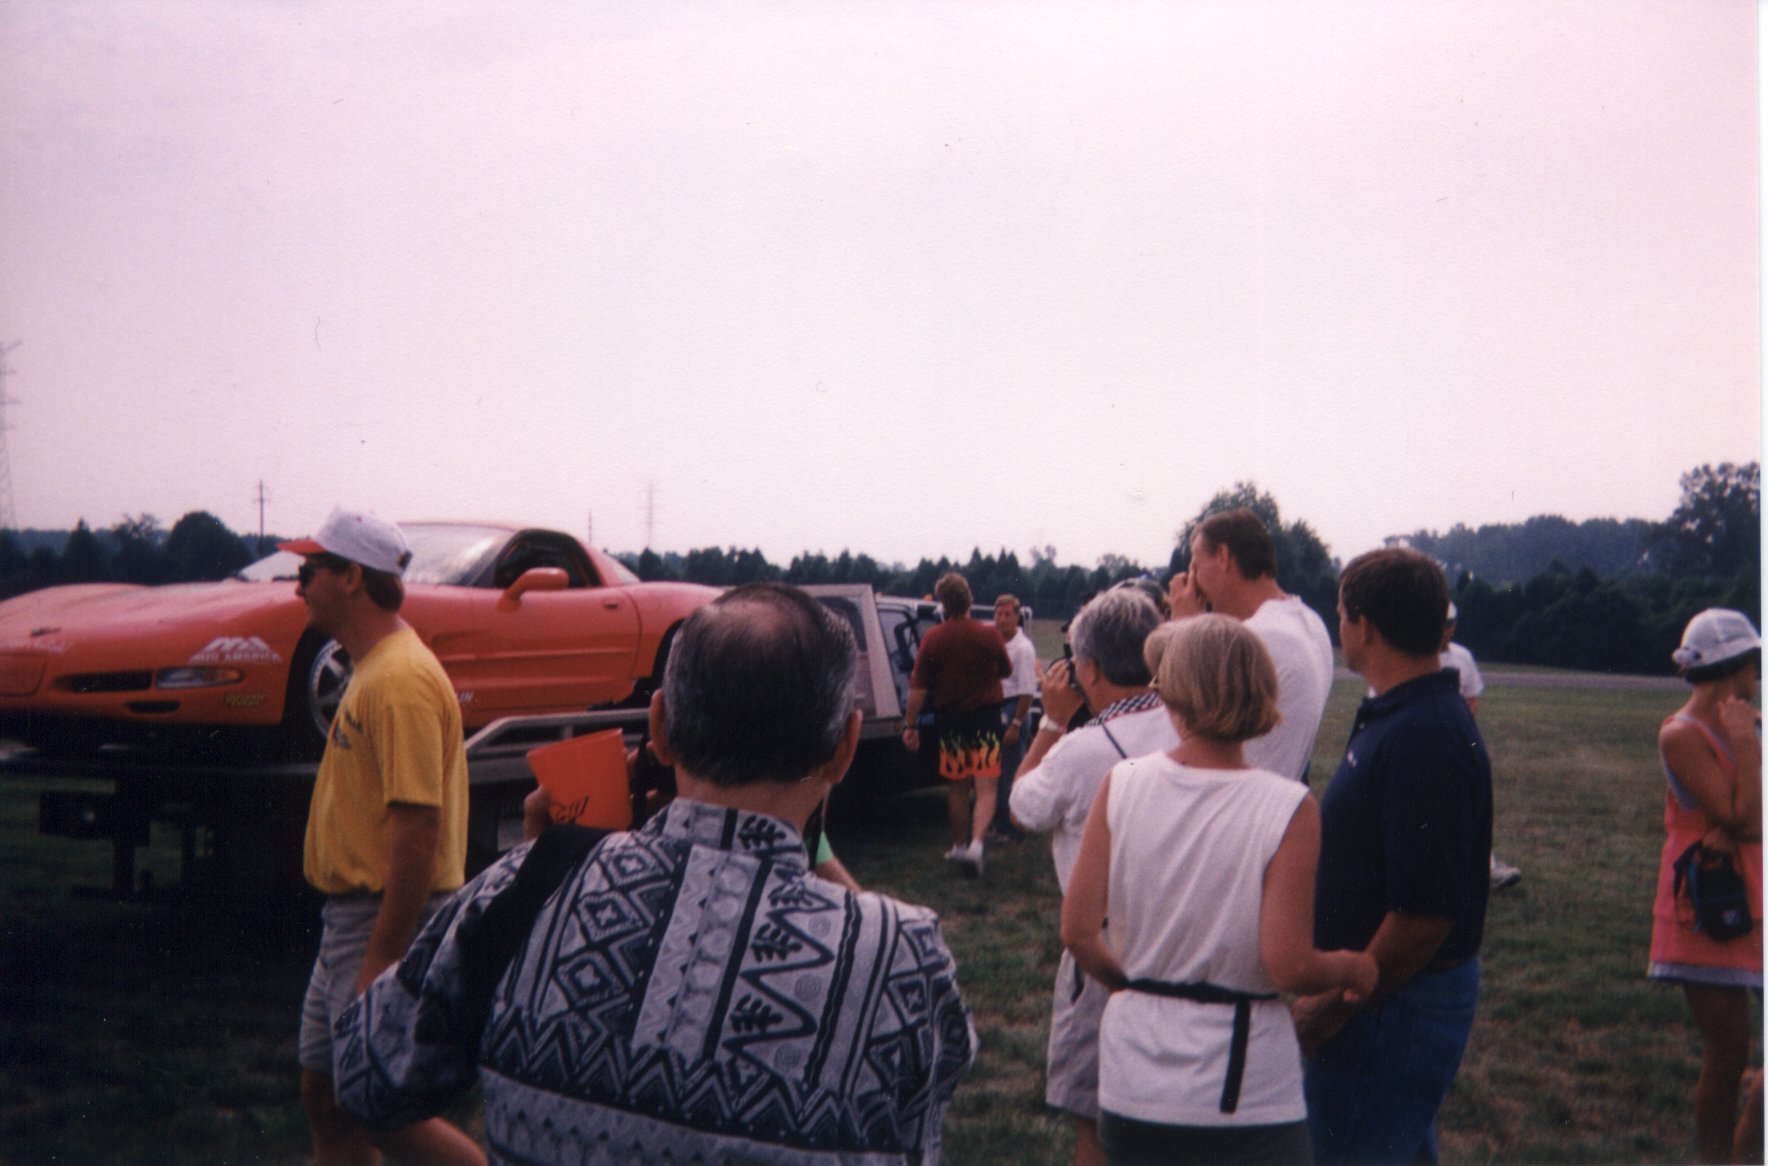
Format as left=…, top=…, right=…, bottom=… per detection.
left=1069, top=587, right=1162, bottom=687
left=661, top=583, right=858, bottom=786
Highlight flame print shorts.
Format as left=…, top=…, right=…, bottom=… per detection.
left=934, top=706, right=1004, bottom=782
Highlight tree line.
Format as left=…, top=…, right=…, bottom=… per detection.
left=2, top=462, right=1754, bottom=676
left=0, top=512, right=262, bottom=596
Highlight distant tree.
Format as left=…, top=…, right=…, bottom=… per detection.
left=59, top=520, right=110, bottom=583
left=632, top=548, right=677, bottom=582
left=164, top=511, right=251, bottom=581
left=1644, top=461, right=1760, bottom=578
left=786, top=551, right=832, bottom=585
left=682, top=547, right=733, bottom=586
left=1167, top=482, right=1339, bottom=629
left=1400, top=515, right=1655, bottom=583
left=0, top=530, right=26, bottom=580
left=728, top=548, right=779, bottom=585
left=25, top=546, right=58, bottom=592
left=109, top=514, right=166, bottom=584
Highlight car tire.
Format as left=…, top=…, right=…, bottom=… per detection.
left=283, top=633, right=351, bottom=758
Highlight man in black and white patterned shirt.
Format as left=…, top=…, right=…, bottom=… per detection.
left=333, top=583, right=976, bottom=1165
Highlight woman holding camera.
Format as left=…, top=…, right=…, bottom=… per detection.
left=1061, top=615, right=1375, bottom=1165
left=1650, top=608, right=1763, bottom=1164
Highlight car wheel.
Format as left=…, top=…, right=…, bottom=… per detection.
left=284, top=634, right=351, bottom=756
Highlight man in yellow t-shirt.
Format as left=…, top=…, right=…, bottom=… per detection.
left=280, top=507, right=481, bottom=1166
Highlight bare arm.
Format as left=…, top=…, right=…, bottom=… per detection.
left=901, top=686, right=928, bottom=752
left=1258, top=798, right=1378, bottom=998
left=357, top=802, right=443, bottom=992
left=1004, top=693, right=1034, bottom=746
left=1718, top=697, right=1762, bottom=839
left=1059, top=775, right=1127, bottom=991
left=1663, top=712, right=1762, bottom=841
left=814, top=854, right=863, bottom=893
left=1292, top=910, right=1452, bottom=1053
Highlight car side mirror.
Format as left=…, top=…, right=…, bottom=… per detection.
left=497, top=566, right=569, bottom=610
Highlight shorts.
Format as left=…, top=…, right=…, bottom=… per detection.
left=935, top=706, right=1003, bottom=783
left=298, top=893, right=448, bottom=1076
left=1046, top=948, right=1111, bottom=1119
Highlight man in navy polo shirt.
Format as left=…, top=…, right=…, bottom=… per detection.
left=1293, top=547, right=1493, bottom=1165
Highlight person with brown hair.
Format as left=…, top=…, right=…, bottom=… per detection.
left=1295, top=547, right=1492, bottom=1165
left=1062, top=614, right=1375, bottom=1165
left=901, top=571, right=1012, bottom=875
left=1650, top=608, right=1763, bottom=1164
left=1167, top=508, right=1333, bottom=782
left=281, top=507, right=483, bottom=1166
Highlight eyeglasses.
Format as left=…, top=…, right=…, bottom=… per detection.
left=297, top=555, right=351, bottom=587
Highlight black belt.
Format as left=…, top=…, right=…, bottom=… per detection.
left=1125, top=979, right=1278, bottom=1114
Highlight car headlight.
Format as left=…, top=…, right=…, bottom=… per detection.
left=153, top=666, right=246, bottom=690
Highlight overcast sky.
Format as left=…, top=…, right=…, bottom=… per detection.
left=0, top=1, right=1759, bottom=571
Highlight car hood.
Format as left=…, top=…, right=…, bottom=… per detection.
left=0, top=581, right=309, bottom=652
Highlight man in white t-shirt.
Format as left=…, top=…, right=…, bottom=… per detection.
left=1168, top=507, right=1335, bottom=781
left=1442, top=604, right=1522, bottom=890
left=989, top=593, right=1041, bottom=841
left=1010, top=587, right=1177, bottom=1166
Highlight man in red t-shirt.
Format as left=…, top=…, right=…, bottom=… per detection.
left=901, top=572, right=1012, bottom=875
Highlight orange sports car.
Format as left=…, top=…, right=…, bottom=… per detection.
left=0, top=521, right=719, bottom=758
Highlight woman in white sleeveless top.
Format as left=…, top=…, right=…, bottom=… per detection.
left=1062, top=615, right=1377, bottom=1165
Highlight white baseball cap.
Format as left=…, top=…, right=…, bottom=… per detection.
left=1671, top=608, right=1760, bottom=671
left=279, top=507, right=412, bottom=576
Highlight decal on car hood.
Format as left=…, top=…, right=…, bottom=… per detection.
left=189, top=636, right=283, bottom=665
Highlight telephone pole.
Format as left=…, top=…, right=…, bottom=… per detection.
left=253, top=480, right=270, bottom=551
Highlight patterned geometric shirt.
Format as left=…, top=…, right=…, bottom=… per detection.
left=334, top=798, right=976, bottom=1164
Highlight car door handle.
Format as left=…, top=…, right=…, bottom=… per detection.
left=602, top=599, right=624, bottom=610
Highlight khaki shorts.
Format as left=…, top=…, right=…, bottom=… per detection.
left=297, top=894, right=448, bottom=1076
left=1046, top=948, right=1111, bottom=1120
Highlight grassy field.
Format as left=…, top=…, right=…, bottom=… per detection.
left=0, top=671, right=1750, bottom=1164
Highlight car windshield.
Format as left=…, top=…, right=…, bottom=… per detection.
left=237, top=523, right=512, bottom=586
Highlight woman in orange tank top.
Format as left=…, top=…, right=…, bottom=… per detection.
left=1650, top=609, right=1762, bottom=1164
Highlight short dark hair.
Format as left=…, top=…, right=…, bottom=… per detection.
left=1685, top=649, right=1761, bottom=686
left=661, top=583, right=857, bottom=787
left=1338, top=547, right=1448, bottom=658
left=1196, top=509, right=1277, bottom=580
left=934, top=572, right=972, bottom=618
left=361, top=566, right=405, bottom=613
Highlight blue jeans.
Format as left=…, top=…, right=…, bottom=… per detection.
left=991, top=706, right=1028, bottom=836
left=1303, top=958, right=1479, bottom=1165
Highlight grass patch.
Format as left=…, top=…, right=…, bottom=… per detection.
left=0, top=671, right=1746, bottom=1162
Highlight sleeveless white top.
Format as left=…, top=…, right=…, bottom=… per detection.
left=1098, top=753, right=1311, bottom=1126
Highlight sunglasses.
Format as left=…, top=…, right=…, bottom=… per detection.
left=297, top=554, right=352, bottom=587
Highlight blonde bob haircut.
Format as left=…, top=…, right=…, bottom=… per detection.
left=1144, top=615, right=1281, bottom=744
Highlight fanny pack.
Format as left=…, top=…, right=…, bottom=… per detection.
left=1672, top=841, right=1753, bottom=942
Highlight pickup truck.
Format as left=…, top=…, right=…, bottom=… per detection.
left=803, top=585, right=1041, bottom=812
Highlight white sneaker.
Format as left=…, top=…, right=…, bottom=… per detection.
left=955, top=839, right=984, bottom=877
left=944, top=845, right=965, bottom=863
left=1490, top=858, right=1522, bottom=890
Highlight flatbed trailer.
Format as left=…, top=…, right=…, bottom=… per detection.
left=6, top=707, right=650, bottom=899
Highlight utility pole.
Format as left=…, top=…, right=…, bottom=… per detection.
left=643, top=482, right=657, bottom=550
left=0, top=342, right=19, bottom=531
left=253, top=480, right=270, bottom=552
left=586, top=510, right=593, bottom=548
